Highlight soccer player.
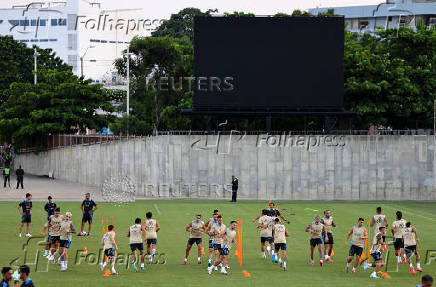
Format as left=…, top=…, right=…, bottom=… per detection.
left=144, top=212, right=160, bottom=263
left=370, top=207, right=388, bottom=251
left=18, top=193, right=32, bottom=238
left=182, top=214, right=205, bottom=265
left=78, top=193, right=98, bottom=236
left=273, top=218, right=289, bottom=271
left=47, top=207, right=63, bottom=263
left=321, top=210, right=336, bottom=262
left=44, top=196, right=56, bottom=221
left=222, top=220, right=237, bottom=271
left=100, top=225, right=118, bottom=275
left=345, top=217, right=368, bottom=273
left=41, top=221, right=51, bottom=257
left=207, top=215, right=227, bottom=275
left=253, top=202, right=290, bottom=224
left=128, top=218, right=145, bottom=271
left=205, top=211, right=219, bottom=267
left=404, top=221, right=422, bottom=275
left=16, top=265, right=34, bottom=287
left=366, top=226, right=387, bottom=278
left=391, top=211, right=407, bottom=265
left=59, top=212, right=76, bottom=271
left=1, top=267, right=13, bottom=287
left=418, top=275, right=434, bottom=287
left=305, top=215, right=325, bottom=266
left=258, top=209, right=273, bottom=259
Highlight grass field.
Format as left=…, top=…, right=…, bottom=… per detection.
left=0, top=200, right=435, bottom=287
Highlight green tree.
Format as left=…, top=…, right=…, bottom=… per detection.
left=0, top=35, right=70, bottom=104
left=0, top=69, right=114, bottom=150
left=151, top=8, right=217, bottom=41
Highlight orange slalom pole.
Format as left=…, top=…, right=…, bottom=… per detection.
left=101, top=218, right=105, bottom=235
left=240, top=220, right=243, bottom=266
left=367, top=221, right=371, bottom=264
left=106, top=217, right=109, bottom=233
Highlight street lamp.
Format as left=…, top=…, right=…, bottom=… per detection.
left=80, top=45, right=95, bottom=78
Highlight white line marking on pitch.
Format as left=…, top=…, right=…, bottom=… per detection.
left=385, top=205, right=436, bottom=222
left=154, top=204, right=161, bottom=215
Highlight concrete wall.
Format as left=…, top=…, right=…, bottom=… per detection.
left=15, top=134, right=436, bottom=200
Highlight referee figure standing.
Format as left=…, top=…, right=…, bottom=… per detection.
left=231, top=175, right=238, bottom=202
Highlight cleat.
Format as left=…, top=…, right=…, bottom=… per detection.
left=326, top=257, right=332, bottom=262
left=320, top=260, right=323, bottom=267
left=25, top=233, right=32, bottom=237
left=352, top=269, right=356, bottom=274
left=19, top=233, right=22, bottom=238
left=397, top=261, right=402, bottom=265
left=111, top=271, right=118, bottom=275
left=410, top=266, right=416, bottom=275
left=221, top=269, right=228, bottom=275
left=403, top=259, right=407, bottom=265
left=383, top=244, right=387, bottom=252
left=225, top=265, right=230, bottom=269
left=214, top=266, right=218, bottom=271
left=311, top=260, right=314, bottom=266
left=417, top=267, right=423, bottom=272
left=131, top=263, right=138, bottom=272
left=198, top=260, right=201, bottom=265
left=99, top=263, right=104, bottom=271
left=370, top=272, right=380, bottom=279
left=207, top=266, right=213, bottom=275
left=346, top=266, right=350, bottom=273
left=363, top=262, right=369, bottom=270
left=181, top=260, right=187, bottom=265
left=141, top=266, right=145, bottom=271
left=208, top=261, right=212, bottom=267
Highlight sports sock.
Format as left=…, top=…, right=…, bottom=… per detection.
left=262, top=252, right=265, bottom=257
left=184, top=258, right=188, bottom=261
left=417, top=263, right=421, bottom=268
left=347, top=263, right=350, bottom=267
left=152, top=249, right=156, bottom=256
left=141, top=263, right=144, bottom=268
left=396, top=256, right=401, bottom=262
left=371, top=271, right=376, bottom=276
left=221, top=266, right=226, bottom=272
left=410, top=263, right=413, bottom=267
left=65, top=261, right=68, bottom=268
left=102, top=262, right=107, bottom=268
left=197, top=257, right=201, bottom=261
left=352, top=267, right=356, bottom=271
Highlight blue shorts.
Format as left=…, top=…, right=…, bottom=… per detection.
left=371, top=252, right=382, bottom=261
left=209, top=240, right=214, bottom=249
left=130, top=243, right=144, bottom=251
left=213, top=244, right=222, bottom=251
left=60, top=239, right=71, bottom=248
left=220, top=248, right=229, bottom=256
left=261, top=237, right=273, bottom=244
left=82, top=212, right=93, bottom=223
left=349, top=245, right=363, bottom=257
left=21, top=214, right=31, bottom=223
left=104, top=248, right=115, bottom=257
left=310, top=238, right=322, bottom=247
left=275, top=243, right=287, bottom=252
left=187, top=238, right=202, bottom=246
left=146, top=238, right=157, bottom=245
left=322, top=232, right=334, bottom=244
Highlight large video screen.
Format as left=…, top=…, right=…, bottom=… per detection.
left=193, top=16, right=344, bottom=111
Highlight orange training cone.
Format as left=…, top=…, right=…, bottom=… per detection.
left=242, top=270, right=251, bottom=278
left=103, top=269, right=111, bottom=277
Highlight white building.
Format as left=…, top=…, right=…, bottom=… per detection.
left=0, top=0, right=160, bottom=79
left=309, top=0, right=436, bottom=33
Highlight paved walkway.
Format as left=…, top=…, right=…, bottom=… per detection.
left=0, top=174, right=102, bottom=202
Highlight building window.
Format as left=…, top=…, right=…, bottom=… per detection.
left=0, top=20, right=2, bottom=24
left=51, top=19, right=58, bottom=26
left=49, top=39, right=57, bottom=42
left=68, top=34, right=77, bottom=50
left=68, top=55, right=78, bottom=71
left=67, top=14, right=77, bottom=30
left=40, top=39, right=48, bottom=42
left=8, top=20, right=19, bottom=26
left=59, top=18, right=67, bottom=26
left=39, top=19, right=47, bottom=26
left=20, top=40, right=29, bottom=42
left=30, top=39, right=38, bottom=42
left=358, top=19, right=369, bottom=30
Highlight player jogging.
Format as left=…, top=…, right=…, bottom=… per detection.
left=253, top=202, right=290, bottom=224
left=365, top=226, right=387, bottom=278
left=47, top=207, right=63, bottom=264
left=100, top=225, right=118, bottom=275
left=182, top=214, right=205, bottom=265
left=258, top=209, right=273, bottom=259
left=392, top=211, right=407, bottom=265
left=128, top=218, right=145, bottom=271
left=305, top=215, right=325, bottom=266
left=18, top=193, right=32, bottom=238
left=205, top=210, right=219, bottom=267
left=222, top=220, right=237, bottom=271
left=144, top=212, right=160, bottom=263
left=273, top=218, right=289, bottom=271
left=78, top=193, right=98, bottom=236
left=404, top=221, right=422, bottom=275
left=321, top=210, right=336, bottom=262
left=370, top=207, right=388, bottom=251
left=59, top=212, right=76, bottom=271
left=207, top=215, right=226, bottom=275
left=44, top=196, right=56, bottom=221
left=345, top=217, right=368, bottom=273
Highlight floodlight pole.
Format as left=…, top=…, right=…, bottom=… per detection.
left=34, top=48, right=38, bottom=85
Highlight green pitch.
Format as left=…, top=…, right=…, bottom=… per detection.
left=0, top=200, right=435, bottom=287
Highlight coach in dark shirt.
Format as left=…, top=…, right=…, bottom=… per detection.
left=231, top=175, right=238, bottom=202
left=44, top=196, right=56, bottom=221
left=15, top=166, right=24, bottom=189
